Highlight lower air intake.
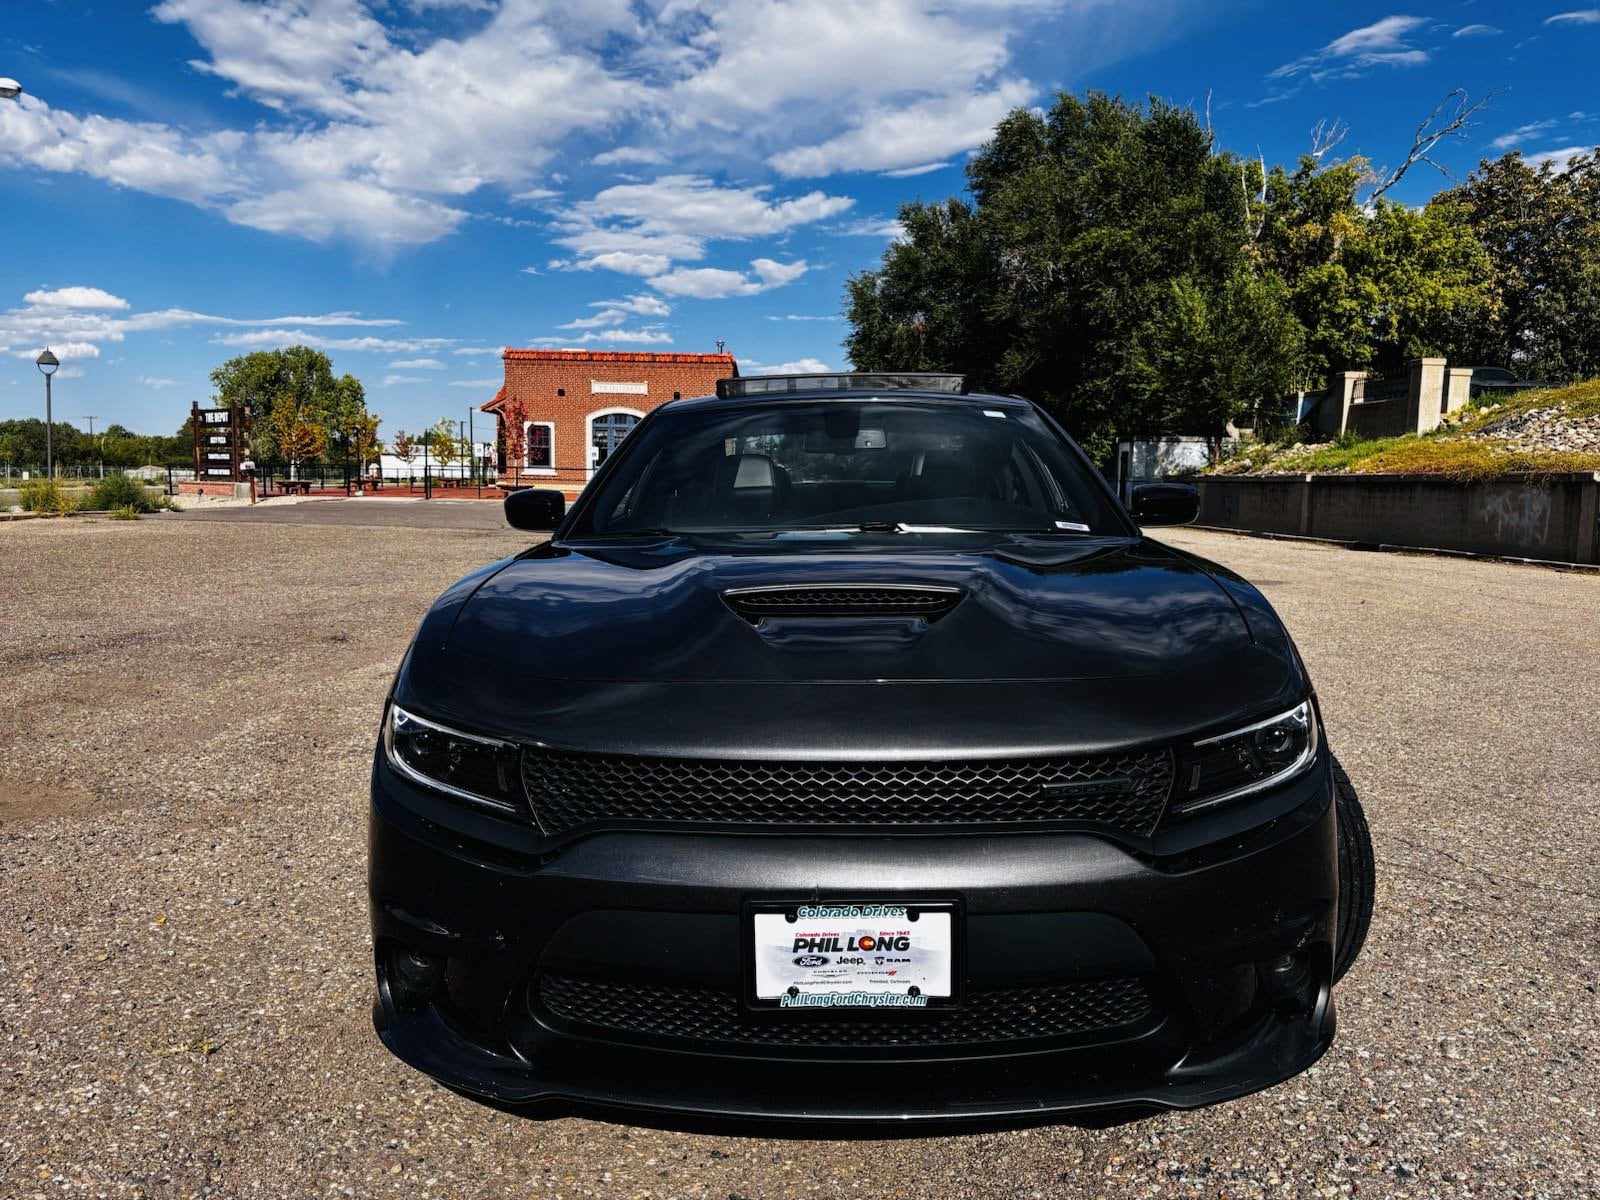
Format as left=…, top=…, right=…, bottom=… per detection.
left=538, top=974, right=1156, bottom=1054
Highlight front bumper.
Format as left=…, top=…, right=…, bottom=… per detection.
left=368, top=753, right=1338, bottom=1126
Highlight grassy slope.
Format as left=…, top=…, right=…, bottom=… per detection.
left=1216, top=379, right=1600, bottom=481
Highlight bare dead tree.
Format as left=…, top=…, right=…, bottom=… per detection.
left=1364, top=87, right=1501, bottom=202
left=1242, top=150, right=1268, bottom=241
left=1309, top=117, right=1349, bottom=162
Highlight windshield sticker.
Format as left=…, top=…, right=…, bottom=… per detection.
left=1056, top=520, right=1091, bottom=531
left=982, top=409, right=1007, bottom=418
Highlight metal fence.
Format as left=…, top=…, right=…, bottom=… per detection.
left=2, top=464, right=190, bottom=494
left=252, top=459, right=499, bottom=499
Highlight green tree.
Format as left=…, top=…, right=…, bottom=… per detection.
left=267, top=395, right=328, bottom=480
left=1255, top=158, right=1375, bottom=387
left=428, top=418, right=460, bottom=469
left=1345, top=198, right=1494, bottom=377
left=209, top=346, right=365, bottom=460
left=391, top=429, right=417, bottom=480
left=847, top=92, right=1294, bottom=459
left=1442, top=150, right=1600, bottom=380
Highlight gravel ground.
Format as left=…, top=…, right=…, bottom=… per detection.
left=2, top=508, right=1597, bottom=1199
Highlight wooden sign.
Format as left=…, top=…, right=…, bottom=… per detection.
left=191, top=403, right=250, bottom=481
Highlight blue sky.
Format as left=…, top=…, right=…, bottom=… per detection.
left=3, top=1, right=1598, bottom=437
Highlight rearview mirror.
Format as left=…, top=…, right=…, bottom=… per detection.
left=504, top=487, right=565, bottom=531
left=1129, top=482, right=1200, bottom=526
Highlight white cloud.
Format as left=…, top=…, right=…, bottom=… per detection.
left=671, top=0, right=1011, bottom=127
left=597, top=293, right=673, bottom=318
left=23, top=286, right=129, bottom=310
left=882, top=162, right=951, bottom=178
left=1452, top=24, right=1501, bottom=37
left=0, top=0, right=1157, bottom=252
left=551, top=175, right=851, bottom=280
left=592, top=146, right=668, bottom=166
left=771, top=81, right=1033, bottom=177
left=650, top=258, right=809, bottom=298
left=1525, top=146, right=1592, bottom=170
left=835, top=217, right=906, bottom=239
left=0, top=286, right=412, bottom=381
left=450, top=345, right=499, bottom=356
left=1270, top=15, right=1431, bottom=81
left=10, top=340, right=102, bottom=361
left=741, top=356, right=833, bottom=375
left=210, top=330, right=457, bottom=352
left=766, top=314, right=840, bottom=322
left=449, top=377, right=502, bottom=389
left=387, top=357, right=445, bottom=369
left=528, top=328, right=675, bottom=346
left=382, top=374, right=430, bottom=386
left=1490, top=120, right=1560, bottom=151
left=1545, top=10, right=1600, bottom=25
left=140, top=376, right=179, bottom=389
left=226, top=178, right=466, bottom=246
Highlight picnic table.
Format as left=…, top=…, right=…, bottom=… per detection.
left=276, top=478, right=313, bottom=496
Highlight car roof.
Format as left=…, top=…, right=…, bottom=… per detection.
left=659, top=387, right=1036, bottom=415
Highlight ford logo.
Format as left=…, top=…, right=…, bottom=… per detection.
left=792, top=954, right=830, bottom=967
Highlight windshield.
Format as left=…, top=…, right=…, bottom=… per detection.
left=570, top=400, right=1127, bottom=537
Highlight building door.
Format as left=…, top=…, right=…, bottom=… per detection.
left=589, top=411, right=640, bottom=475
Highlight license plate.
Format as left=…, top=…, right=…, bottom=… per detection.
left=749, top=901, right=956, bottom=1010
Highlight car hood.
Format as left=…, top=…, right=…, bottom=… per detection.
left=398, top=534, right=1306, bottom=757
left=444, top=534, right=1250, bottom=684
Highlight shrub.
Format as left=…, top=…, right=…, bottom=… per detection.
left=82, top=474, right=162, bottom=513
left=107, top=505, right=141, bottom=520
left=19, top=477, right=70, bottom=515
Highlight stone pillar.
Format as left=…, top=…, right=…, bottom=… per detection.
left=1409, top=357, right=1448, bottom=433
left=1443, top=367, right=1474, bottom=422
left=1324, top=372, right=1367, bottom=438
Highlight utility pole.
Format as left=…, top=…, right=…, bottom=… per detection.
left=83, top=415, right=100, bottom=477
left=467, top=406, right=475, bottom=487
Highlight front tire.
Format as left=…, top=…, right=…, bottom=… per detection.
left=1332, top=757, right=1375, bottom=981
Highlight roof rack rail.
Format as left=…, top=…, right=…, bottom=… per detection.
left=715, top=372, right=966, bottom=399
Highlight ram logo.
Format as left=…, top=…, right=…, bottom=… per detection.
left=792, top=954, right=830, bottom=967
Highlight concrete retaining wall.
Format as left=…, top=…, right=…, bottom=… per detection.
left=1196, top=472, right=1600, bottom=564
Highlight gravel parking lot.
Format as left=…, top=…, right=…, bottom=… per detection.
left=2, top=503, right=1597, bottom=1198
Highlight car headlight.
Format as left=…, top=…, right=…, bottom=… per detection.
left=383, top=704, right=526, bottom=816
left=1169, top=700, right=1319, bottom=817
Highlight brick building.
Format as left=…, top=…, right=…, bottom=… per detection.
left=481, top=349, right=737, bottom=499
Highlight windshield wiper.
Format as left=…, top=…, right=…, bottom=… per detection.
left=798, top=521, right=986, bottom=534
left=579, top=527, right=683, bottom=538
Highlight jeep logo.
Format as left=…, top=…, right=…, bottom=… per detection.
left=792, top=954, right=830, bottom=967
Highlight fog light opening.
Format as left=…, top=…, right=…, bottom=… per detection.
left=391, top=947, right=443, bottom=1008
left=1259, top=951, right=1315, bottom=1016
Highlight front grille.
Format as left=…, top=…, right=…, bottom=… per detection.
left=538, top=974, right=1155, bottom=1052
left=723, top=584, right=963, bottom=623
left=521, top=748, right=1173, bottom=837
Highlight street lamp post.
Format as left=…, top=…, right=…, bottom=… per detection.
left=36, top=349, right=59, bottom=478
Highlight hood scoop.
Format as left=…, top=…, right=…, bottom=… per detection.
left=723, top=583, right=964, bottom=624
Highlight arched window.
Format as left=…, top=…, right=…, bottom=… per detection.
left=587, top=409, right=643, bottom=475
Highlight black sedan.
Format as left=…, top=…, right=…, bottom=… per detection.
left=368, top=372, right=1374, bottom=1127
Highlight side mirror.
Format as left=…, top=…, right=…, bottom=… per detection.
left=504, top=487, right=565, bottom=531
left=1130, top=482, right=1200, bottom=526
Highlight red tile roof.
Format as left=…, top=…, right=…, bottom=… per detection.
left=481, top=384, right=508, bottom=413
left=500, top=349, right=736, bottom=365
